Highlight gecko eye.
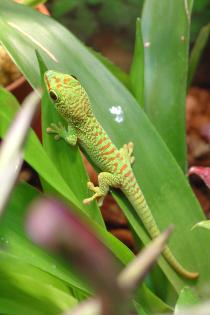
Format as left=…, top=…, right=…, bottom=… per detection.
left=49, top=90, right=58, bottom=102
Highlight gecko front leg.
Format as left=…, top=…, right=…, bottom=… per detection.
left=83, top=172, right=122, bottom=206
left=47, top=122, right=77, bottom=146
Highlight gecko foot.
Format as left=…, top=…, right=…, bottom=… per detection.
left=125, top=142, right=135, bottom=163
left=83, top=181, right=105, bottom=206
left=46, top=122, right=67, bottom=140
left=120, top=142, right=135, bottom=165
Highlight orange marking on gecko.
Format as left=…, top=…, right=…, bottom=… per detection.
left=56, top=84, right=62, bottom=89
left=55, top=77, right=61, bottom=83
left=100, top=142, right=111, bottom=151
left=125, top=170, right=132, bottom=177
left=101, top=147, right=116, bottom=156
left=108, top=156, right=116, bottom=162
left=97, top=137, right=107, bottom=146
left=64, top=78, right=71, bottom=84
left=120, top=164, right=128, bottom=174
left=113, top=162, right=118, bottom=172
left=45, top=75, right=51, bottom=90
left=116, top=152, right=123, bottom=161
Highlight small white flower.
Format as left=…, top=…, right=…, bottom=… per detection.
left=109, top=106, right=124, bottom=123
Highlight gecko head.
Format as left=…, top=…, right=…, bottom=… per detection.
left=44, top=70, right=92, bottom=122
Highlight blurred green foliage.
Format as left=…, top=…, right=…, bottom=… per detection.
left=48, top=0, right=143, bottom=44
left=48, top=0, right=210, bottom=45
left=191, top=0, right=210, bottom=41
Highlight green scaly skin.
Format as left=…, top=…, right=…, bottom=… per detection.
left=44, top=70, right=198, bottom=280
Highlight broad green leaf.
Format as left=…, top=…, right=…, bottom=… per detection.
left=192, top=220, right=210, bottom=231
left=2, top=181, right=170, bottom=314
left=0, top=88, right=170, bottom=313
left=0, top=1, right=209, bottom=294
left=0, top=251, right=77, bottom=315
left=174, top=286, right=200, bottom=314
left=0, top=181, right=91, bottom=295
left=188, top=23, right=210, bottom=87
left=130, top=17, right=144, bottom=106
left=142, top=0, right=192, bottom=171
left=91, top=48, right=130, bottom=88
left=134, top=302, right=150, bottom=315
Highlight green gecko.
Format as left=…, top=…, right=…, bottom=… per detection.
left=44, top=70, right=198, bottom=280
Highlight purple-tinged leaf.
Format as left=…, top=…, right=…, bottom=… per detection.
left=26, top=198, right=128, bottom=315
left=188, top=166, right=210, bottom=189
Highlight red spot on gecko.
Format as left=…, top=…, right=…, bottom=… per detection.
left=97, top=137, right=107, bottom=146
left=120, top=164, right=128, bottom=174
left=113, top=162, right=118, bottom=172
left=100, top=142, right=111, bottom=151
left=125, top=171, right=132, bottom=177
left=101, top=147, right=116, bottom=156
left=64, top=78, right=71, bottom=84
left=55, top=77, right=61, bottom=83
left=45, top=75, right=51, bottom=90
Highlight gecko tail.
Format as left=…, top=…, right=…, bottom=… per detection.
left=162, top=247, right=199, bottom=279
left=122, top=181, right=199, bottom=280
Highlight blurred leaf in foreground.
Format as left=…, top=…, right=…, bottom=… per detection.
left=26, top=197, right=172, bottom=315
left=174, top=286, right=200, bottom=314
left=0, top=89, right=39, bottom=213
